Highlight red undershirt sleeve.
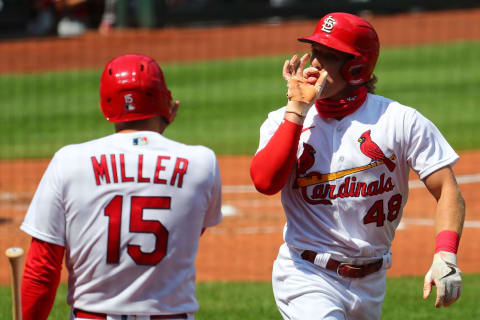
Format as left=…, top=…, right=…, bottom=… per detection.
left=250, top=119, right=302, bottom=195
left=21, top=237, right=65, bottom=320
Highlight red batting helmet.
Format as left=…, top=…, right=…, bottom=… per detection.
left=100, top=54, right=172, bottom=122
left=298, top=12, right=380, bottom=85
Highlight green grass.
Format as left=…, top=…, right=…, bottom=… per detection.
left=1, top=41, right=480, bottom=158
left=1, top=274, right=479, bottom=319
left=375, top=41, right=480, bottom=151
left=382, top=274, right=480, bottom=319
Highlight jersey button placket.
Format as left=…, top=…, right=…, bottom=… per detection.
left=332, top=124, right=344, bottom=215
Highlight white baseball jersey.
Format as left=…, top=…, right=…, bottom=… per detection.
left=21, top=131, right=222, bottom=315
left=257, top=93, right=458, bottom=260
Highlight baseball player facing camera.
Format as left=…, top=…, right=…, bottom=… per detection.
left=250, top=12, right=465, bottom=319
left=20, top=54, right=223, bottom=320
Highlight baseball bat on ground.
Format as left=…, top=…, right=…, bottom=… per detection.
left=5, top=247, right=24, bottom=320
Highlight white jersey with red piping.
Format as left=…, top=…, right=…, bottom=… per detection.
left=257, top=93, right=458, bottom=260
left=21, top=131, right=222, bottom=315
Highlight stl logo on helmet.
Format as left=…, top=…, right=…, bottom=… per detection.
left=321, top=16, right=336, bottom=33
left=124, top=93, right=135, bottom=111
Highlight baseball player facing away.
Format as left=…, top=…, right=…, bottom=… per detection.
left=250, top=12, right=465, bottom=320
left=20, top=54, right=222, bottom=320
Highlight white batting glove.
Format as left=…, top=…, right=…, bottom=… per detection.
left=423, top=251, right=462, bottom=308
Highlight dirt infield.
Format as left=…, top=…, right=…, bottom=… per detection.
left=0, top=8, right=479, bottom=285
left=1, top=152, right=479, bottom=285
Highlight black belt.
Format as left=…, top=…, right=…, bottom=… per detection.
left=301, top=250, right=383, bottom=278
left=73, top=308, right=188, bottom=319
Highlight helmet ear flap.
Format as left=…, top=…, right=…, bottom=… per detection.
left=341, top=56, right=370, bottom=85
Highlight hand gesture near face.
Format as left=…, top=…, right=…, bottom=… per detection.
left=283, top=53, right=328, bottom=107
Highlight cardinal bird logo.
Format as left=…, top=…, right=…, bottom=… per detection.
left=297, top=143, right=316, bottom=176
left=358, top=130, right=396, bottom=172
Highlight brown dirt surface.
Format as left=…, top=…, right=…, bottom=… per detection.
left=1, top=152, right=479, bottom=284
left=1, top=8, right=480, bottom=74
left=0, top=8, right=479, bottom=285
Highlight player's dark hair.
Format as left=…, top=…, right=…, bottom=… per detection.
left=365, top=74, right=377, bottom=94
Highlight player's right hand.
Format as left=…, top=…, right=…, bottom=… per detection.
left=283, top=54, right=328, bottom=108
left=423, top=251, right=462, bottom=308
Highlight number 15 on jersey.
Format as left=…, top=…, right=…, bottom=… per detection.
left=104, top=195, right=170, bottom=266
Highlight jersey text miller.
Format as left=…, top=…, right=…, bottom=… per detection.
left=91, top=153, right=189, bottom=187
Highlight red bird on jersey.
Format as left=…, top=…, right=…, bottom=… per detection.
left=297, top=142, right=316, bottom=176
left=358, top=130, right=396, bottom=172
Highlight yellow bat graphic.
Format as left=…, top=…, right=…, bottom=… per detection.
left=296, top=154, right=396, bottom=188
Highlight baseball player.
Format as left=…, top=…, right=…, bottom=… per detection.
left=20, top=54, right=222, bottom=320
left=250, top=12, right=465, bottom=320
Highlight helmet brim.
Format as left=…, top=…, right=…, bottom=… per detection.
left=298, top=35, right=360, bottom=57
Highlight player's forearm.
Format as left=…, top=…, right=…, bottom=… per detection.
left=22, top=274, right=61, bottom=320
left=250, top=119, right=302, bottom=195
left=434, top=184, right=465, bottom=237
left=424, top=167, right=465, bottom=238
left=424, top=187, right=464, bottom=307
left=21, top=238, right=65, bottom=320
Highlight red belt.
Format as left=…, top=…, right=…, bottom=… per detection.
left=301, top=250, right=383, bottom=278
left=73, top=308, right=187, bottom=319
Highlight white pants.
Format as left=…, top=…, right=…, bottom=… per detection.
left=71, top=311, right=194, bottom=320
left=272, top=243, right=387, bottom=320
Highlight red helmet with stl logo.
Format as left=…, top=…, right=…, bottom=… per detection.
left=100, top=54, right=172, bottom=122
left=298, top=12, right=380, bottom=85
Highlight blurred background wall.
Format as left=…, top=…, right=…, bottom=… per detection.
left=1, top=0, right=479, bottom=40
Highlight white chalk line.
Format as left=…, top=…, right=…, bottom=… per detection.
left=222, top=173, right=480, bottom=193
left=2, top=173, right=480, bottom=231
left=210, top=225, right=282, bottom=235
left=219, top=172, right=480, bottom=232
left=2, top=173, right=480, bottom=201
left=221, top=172, right=480, bottom=213
left=397, top=218, right=480, bottom=230
left=212, top=218, right=480, bottom=235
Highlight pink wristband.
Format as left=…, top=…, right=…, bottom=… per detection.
left=435, top=230, right=459, bottom=253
